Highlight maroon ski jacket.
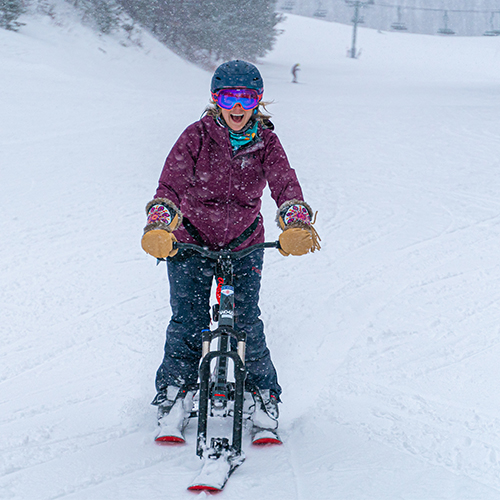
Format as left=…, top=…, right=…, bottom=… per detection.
left=154, top=115, right=304, bottom=250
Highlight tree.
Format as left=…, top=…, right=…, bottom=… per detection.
left=117, top=0, right=284, bottom=68
left=0, top=0, right=25, bottom=31
left=86, top=0, right=122, bottom=34
left=208, top=0, right=284, bottom=63
left=68, top=0, right=123, bottom=34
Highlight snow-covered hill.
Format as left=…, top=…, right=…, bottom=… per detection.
left=2, top=9, right=500, bottom=499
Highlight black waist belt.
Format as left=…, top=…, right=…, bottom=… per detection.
left=182, top=215, right=260, bottom=251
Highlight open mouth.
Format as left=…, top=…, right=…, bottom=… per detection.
left=230, top=113, right=244, bottom=124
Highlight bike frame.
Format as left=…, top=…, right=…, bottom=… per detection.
left=171, top=241, right=279, bottom=460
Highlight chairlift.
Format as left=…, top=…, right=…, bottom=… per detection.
left=484, top=11, right=500, bottom=36
left=391, top=23, right=407, bottom=31
left=313, top=1, right=328, bottom=18
left=390, top=6, right=407, bottom=31
left=281, top=0, right=295, bottom=12
left=314, top=9, right=328, bottom=18
left=438, top=11, right=455, bottom=35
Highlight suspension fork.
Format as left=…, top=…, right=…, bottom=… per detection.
left=197, top=327, right=247, bottom=458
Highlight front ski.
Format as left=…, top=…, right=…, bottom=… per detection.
left=188, top=437, right=245, bottom=492
left=187, top=456, right=238, bottom=492
left=252, top=427, right=282, bottom=446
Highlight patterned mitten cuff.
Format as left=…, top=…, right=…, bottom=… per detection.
left=276, top=200, right=313, bottom=229
left=144, top=198, right=182, bottom=233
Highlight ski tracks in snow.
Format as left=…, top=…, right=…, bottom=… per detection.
left=328, top=376, right=500, bottom=493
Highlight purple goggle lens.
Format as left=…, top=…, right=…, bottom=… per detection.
left=213, top=88, right=261, bottom=110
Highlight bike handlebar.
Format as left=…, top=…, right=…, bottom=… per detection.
left=172, top=241, right=280, bottom=260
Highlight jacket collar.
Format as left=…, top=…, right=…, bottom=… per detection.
left=201, top=115, right=265, bottom=157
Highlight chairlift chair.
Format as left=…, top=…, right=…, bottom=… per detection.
left=391, top=23, right=407, bottom=31
left=484, top=11, right=500, bottom=36
left=313, top=1, right=328, bottom=18
left=438, top=27, right=455, bottom=35
left=390, top=6, right=407, bottom=31
left=314, top=9, right=328, bottom=18
left=438, top=11, right=455, bottom=35
left=281, top=0, right=295, bottom=12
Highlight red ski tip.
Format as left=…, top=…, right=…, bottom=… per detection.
left=187, top=485, right=222, bottom=493
left=155, top=435, right=185, bottom=445
left=252, top=437, right=282, bottom=446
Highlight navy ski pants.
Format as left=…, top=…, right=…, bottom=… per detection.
left=155, top=249, right=282, bottom=399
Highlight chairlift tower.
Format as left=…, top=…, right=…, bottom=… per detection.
left=345, top=0, right=374, bottom=59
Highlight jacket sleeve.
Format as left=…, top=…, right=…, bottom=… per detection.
left=262, top=131, right=305, bottom=207
left=154, top=123, right=202, bottom=207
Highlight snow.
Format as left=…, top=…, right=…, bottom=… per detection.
left=2, top=6, right=500, bottom=498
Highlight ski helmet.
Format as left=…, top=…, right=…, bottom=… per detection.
left=211, top=60, right=264, bottom=95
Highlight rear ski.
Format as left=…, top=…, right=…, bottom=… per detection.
left=154, top=392, right=194, bottom=444
left=252, top=427, right=283, bottom=446
left=155, top=423, right=186, bottom=444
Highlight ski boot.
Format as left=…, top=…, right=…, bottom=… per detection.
left=249, top=389, right=282, bottom=445
left=152, top=386, right=194, bottom=444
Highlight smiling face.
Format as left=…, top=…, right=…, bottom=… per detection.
left=220, top=103, right=254, bottom=132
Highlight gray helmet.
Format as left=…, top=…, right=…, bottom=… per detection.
left=211, top=60, right=264, bottom=95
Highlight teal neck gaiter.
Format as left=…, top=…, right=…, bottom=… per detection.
left=228, top=119, right=259, bottom=151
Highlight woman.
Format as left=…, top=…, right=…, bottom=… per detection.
left=141, top=60, right=320, bottom=442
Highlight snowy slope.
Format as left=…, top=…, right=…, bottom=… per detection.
left=2, top=9, right=500, bottom=499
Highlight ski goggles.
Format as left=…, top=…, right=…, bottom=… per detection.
left=212, top=88, right=262, bottom=110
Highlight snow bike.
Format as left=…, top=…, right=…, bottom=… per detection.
left=158, top=240, right=281, bottom=492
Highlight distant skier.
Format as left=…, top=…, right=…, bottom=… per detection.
left=141, top=60, right=320, bottom=443
left=291, top=63, right=300, bottom=83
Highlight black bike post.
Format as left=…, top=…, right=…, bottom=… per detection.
left=212, top=255, right=234, bottom=410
